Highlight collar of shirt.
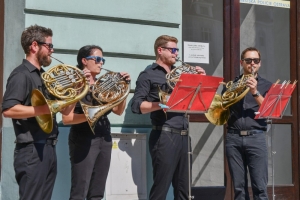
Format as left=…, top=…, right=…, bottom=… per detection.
left=149, top=62, right=176, bottom=72
left=22, top=59, right=45, bottom=74
left=234, top=73, right=261, bottom=82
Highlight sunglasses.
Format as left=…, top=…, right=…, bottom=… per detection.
left=161, top=47, right=179, bottom=54
left=242, top=58, right=260, bottom=64
left=85, top=56, right=105, bottom=64
left=36, top=41, right=54, bottom=49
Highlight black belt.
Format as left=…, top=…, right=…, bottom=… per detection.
left=35, top=139, right=58, bottom=146
left=16, top=139, right=58, bottom=146
left=227, top=129, right=264, bottom=136
left=152, top=126, right=188, bottom=136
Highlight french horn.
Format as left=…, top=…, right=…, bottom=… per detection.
left=166, top=58, right=198, bottom=89
left=31, top=56, right=89, bottom=133
left=159, top=58, right=198, bottom=105
left=204, top=67, right=255, bottom=125
left=80, top=68, right=130, bottom=133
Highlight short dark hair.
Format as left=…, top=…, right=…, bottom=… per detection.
left=77, top=45, right=103, bottom=70
left=241, top=47, right=261, bottom=60
left=21, top=24, right=53, bottom=55
left=154, top=35, right=178, bottom=58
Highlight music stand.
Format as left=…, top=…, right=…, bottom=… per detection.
left=166, top=74, right=223, bottom=199
left=255, top=81, right=297, bottom=200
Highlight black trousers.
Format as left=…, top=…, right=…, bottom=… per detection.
left=226, top=132, right=268, bottom=200
left=69, top=133, right=112, bottom=200
left=14, top=143, right=57, bottom=200
left=149, top=129, right=191, bottom=200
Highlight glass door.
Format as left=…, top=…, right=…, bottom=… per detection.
left=182, top=1, right=226, bottom=199
left=240, top=1, right=299, bottom=199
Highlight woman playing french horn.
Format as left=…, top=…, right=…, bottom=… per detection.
left=62, top=45, right=130, bottom=200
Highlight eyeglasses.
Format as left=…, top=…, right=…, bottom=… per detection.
left=242, top=58, right=260, bottom=64
left=85, top=56, right=105, bottom=64
left=161, top=47, right=179, bottom=54
left=36, top=41, right=54, bottom=49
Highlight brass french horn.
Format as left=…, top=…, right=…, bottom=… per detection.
left=166, top=58, right=198, bottom=89
left=80, top=68, right=130, bottom=133
left=204, top=67, right=255, bottom=125
left=31, top=56, right=89, bottom=133
left=158, top=58, right=198, bottom=105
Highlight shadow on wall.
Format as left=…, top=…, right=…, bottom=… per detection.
left=121, top=63, right=154, bottom=128
left=52, top=127, right=72, bottom=200
left=121, top=98, right=151, bottom=128
left=117, top=137, right=146, bottom=199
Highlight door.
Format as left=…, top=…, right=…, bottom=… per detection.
left=183, top=0, right=299, bottom=199
left=239, top=1, right=298, bottom=199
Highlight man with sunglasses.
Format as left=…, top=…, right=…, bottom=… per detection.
left=1, top=25, right=76, bottom=200
left=131, top=35, right=206, bottom=200
left=225, top=47, right=272, bottom=200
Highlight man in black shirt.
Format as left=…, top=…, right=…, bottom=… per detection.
left=1, top=25, right=77, bottom=200
left=131, top=35, right=206, bottom=200
left=225, top=47, right=272, bottom=200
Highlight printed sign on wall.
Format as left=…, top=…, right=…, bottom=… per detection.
left=184, top=42, right=209, bottom=64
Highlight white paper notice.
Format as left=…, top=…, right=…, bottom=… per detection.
left=184, top=42, right=209, bottom=64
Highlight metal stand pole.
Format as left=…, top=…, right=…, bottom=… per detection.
left=267, top=119, right=275, bottom=200
left=187, top=114, right=194, bottom=200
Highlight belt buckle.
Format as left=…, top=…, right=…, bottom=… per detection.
left=240, top=131, right=248, bottom=136
left=52, top=139, right=58, bottom=146
left=181, top=130, right=188, bottom=136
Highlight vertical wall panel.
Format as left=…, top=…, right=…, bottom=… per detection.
left=2, top=0, right=26, bottom=199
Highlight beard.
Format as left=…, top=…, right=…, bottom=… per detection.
left=37, top=50, right=52, bottom=67
left=169, top=58, right=176, bottom=66
left=164, top=57, right=176, bottom=66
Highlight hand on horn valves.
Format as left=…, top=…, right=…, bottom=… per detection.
left=246, top=76, right=258, bottom=94
left=195, top=66, right=206, bottom=75
left=82, top=69, right=92, bottom=82
left=120, top=72, right=131, bottom=83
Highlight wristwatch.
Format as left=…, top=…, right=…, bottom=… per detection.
left=252, top=91, right=260, bottom=97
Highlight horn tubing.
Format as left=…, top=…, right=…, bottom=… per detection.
left=32, top=62, right=89, bottom=133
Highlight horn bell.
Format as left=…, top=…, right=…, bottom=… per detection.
left=205, top=74, right=252, bottom=125
left=31, top=89, right=53, bottom=133
left=204, top=94, right=230, bottom=125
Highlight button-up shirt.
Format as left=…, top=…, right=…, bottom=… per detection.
left=225, top=74, right=272, bottom=131
left=2, top=59, right=58, bottom=143
left=131, top=63, right=188, bottom=129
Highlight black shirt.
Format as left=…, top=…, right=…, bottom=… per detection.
left=131, top=63, right=188, bottom=129
left=70, top=91, right=111, bottom=136
left=225, top=74, right=272, bottom=131
left=2, top=59, right=58, bottom=143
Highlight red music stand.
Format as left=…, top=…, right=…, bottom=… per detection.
left=166, top=73, right=223, bottom=200
left=255, top=81, right=296, bottom=120
left=255, top=80, right=297, bottom=200
left=166, top=74, right=223, bottom=114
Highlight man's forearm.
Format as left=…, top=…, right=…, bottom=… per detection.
left=140, top=101, right=161, bottom=114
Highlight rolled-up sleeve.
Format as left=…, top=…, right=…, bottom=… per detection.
left=2, top=72, right=30, bottom=112
left=131, top=71, right=151, bottom=114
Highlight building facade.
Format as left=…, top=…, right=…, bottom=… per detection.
left=0, top=0, right=299, bottom=199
